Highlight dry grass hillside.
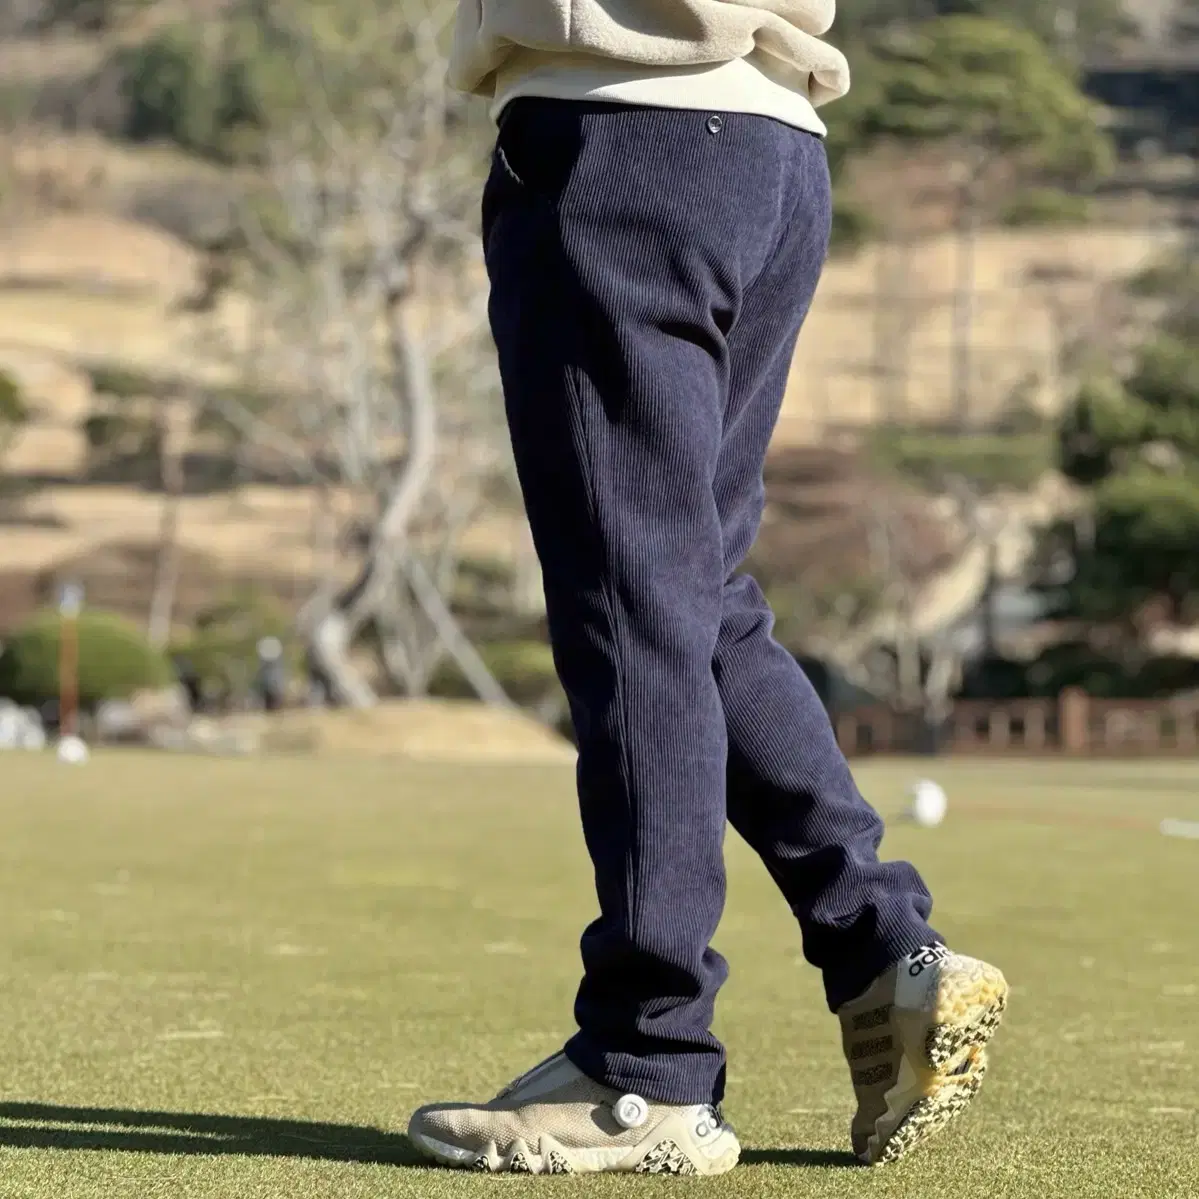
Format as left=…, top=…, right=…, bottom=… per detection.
left=780, top=224, right=1179, bottom=443
left=0, top=114, right=1183, bottom=631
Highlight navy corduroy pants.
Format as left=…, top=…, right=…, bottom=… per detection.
left=483, top=99, right=939, bottom=1107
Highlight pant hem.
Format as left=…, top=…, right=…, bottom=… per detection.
left=563, top=1035, right=725, bottom=1107
left=823, top=924, right=943, bottom=1012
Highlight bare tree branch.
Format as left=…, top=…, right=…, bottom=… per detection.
left=199, top=0, right=515, bottom=708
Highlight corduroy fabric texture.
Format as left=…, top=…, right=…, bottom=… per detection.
left=483, top=99, right=939, bottom=1107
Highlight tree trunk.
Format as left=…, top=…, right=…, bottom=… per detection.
left=307, top=606, right=377, bottom=707
left=301, top=286, right=439, bottom=705
left=873, top=234, right=916, bottom=427
left=399, top=552, right=513, bottom=707
left=301, top=289, right=511, bottom=708
left=895, top=611, right=924, bottom=714
left=146, top=397, right=189, bottom=649
left=951, top=183, right=980, bottom=431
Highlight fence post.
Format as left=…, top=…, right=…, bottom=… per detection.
left=988, top=707, right=1010, bottom=750
left=1177, top=705, right=1196, bottom=752
left=837, top=714, right=856, bottom=756
left=1059, top=687, right=1089, bottom=754
left=1026, top=703, right=1046, bottom=751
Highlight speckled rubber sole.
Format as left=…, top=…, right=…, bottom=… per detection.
left=873, top=1046, right=990, bottom=1164
left=410, top=1129, right=741, bottom=1177
left=868, top=959, right=1008, bottom=1166
left=463, top=1139, right=578, bottom=1174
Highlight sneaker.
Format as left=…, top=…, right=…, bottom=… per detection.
left=838, top=944, right=1008, bottom=1165
left=407, top=1052, right=741, bottom=1175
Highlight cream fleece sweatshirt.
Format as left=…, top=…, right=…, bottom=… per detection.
left=448, top=0, right=849, bottom=136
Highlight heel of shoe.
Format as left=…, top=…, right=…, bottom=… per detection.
left=925, top=958, right=1008, bottom=1070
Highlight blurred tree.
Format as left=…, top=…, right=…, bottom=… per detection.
left=849, top=16, right=1112, bottom=425
left=0, top=609, right=173, bottom=709
left=1043, top=260, right=1199, bottom=629
left=930, top=0, right=1132, bottom=55
left=194, top=0, right=512, bottom=708
left=833, top=0, right=1132, bottom=52
left=859, top=17, right=1112, bottom=184
left=0, top=370, right=30, bottom=483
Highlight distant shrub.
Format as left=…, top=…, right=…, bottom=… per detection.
left=0, top=370, right=30, bottom=492
left=0, top=369, right=29, bottom=432
left=867, top=428, right=1055, bottom=493
left=78, top=365, right=167, bottom=481
left=992, top=383, right=1052, bottom=436
left=171, top=589, right=294, bottom=702
left=81, top=409, right=154, bottom=451
left=85, top=363, right=167, bottom=400
left=109, top=25, right=269, bottom=161
left=999, top=187, right=1090, bottom=229
left=829, top=195, right=876, bottom=256
left=117, top=28, right=223, bottom=153
left=0, top=609, right=173, bottom=707
left=79, top=402, right=159, bottom=485
left=429, top=639, right=566, bottom=727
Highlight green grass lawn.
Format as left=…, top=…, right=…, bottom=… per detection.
left=0, top=752, right=1195, bottom=1198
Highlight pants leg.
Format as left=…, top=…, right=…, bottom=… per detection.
left=484, top=100, right=813, bottom=1105
left=708, top=135, right=941, bottom=1013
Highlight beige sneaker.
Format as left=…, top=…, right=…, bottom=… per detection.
left=838, top=944, right=1008, bottom=1165
left=407, top=1052, right=740, bottom=1175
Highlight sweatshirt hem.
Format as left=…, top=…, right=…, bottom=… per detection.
left=488, top=54, right=827, bottom=136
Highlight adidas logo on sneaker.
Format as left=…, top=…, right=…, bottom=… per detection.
left=905, top=943, right=951, bottom=978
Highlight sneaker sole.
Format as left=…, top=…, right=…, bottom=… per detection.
left=865, top=959, right=1009, bottom=1166
left=408, top=1127, right=741, bottom=1176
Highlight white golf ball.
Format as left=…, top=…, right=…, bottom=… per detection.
left=909, top=779, right=947, bottom=827
left=56, top=735, right=89, bottom=765
left=1160, top=818, right=1199, bottom=840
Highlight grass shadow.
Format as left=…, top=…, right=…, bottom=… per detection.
left=741, top=1147, right=861, bottom=1169
left=0, top=1102, right=428, bottom=1167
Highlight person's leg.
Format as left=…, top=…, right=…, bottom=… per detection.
left=705, top=141, right=1007, bottom=1165
left=720, top=579, right=939, bottom=1009
left=409, top=97, right=794, bottom=1177
left=697, top=132, right=940, bottom=1010
left=484, top=99, right=837, bottom=1107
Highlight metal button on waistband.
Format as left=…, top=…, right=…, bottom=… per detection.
left=706, top=114, right=723, bottom=134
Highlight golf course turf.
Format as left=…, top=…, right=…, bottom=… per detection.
left=0, top=751, right=1194, bottom=1197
